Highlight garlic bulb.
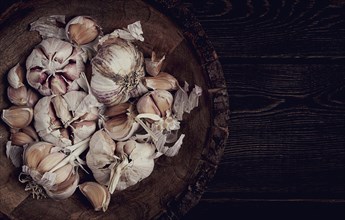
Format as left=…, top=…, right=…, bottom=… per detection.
left=20, top=139, right=89, bottom=199
left=91, top=35, right=145, bottom=106
left=26, top=38, right=87, bottom=96
left=110, top=140, right=156, bottom=192
left=34, top=90, right=100, bottom=147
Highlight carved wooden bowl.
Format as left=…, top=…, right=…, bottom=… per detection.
left=0, top=0, right=229, bottom=219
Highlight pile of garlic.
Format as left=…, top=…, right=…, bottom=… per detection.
left=1, top=15, right=202, bottom=212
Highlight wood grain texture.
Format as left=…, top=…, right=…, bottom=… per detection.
left=182, top=0, right=345, bottom=59
left=182, top=0, right=345, bottom=219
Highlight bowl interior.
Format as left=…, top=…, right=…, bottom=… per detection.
left=0, top=0, right=212, bottom=219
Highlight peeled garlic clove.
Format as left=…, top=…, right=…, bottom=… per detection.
left=79, top=182, right=110, bottom=212
left=22, top=126, right=39, bottom=141
left=103, top=102, right=131, bottom=118
left=7, top=86, right=28, bottom=106
left=144, top=72, right=179, bottom=91
left=2, top=106, right=33, bottom=129
left=11, top=132, right=34, bottom=146
left=53, top=164, right=73, bottom=185
left=26, top=89, right=40, bottom=107
left=66, top=16, right=101, bottom=45
left=7, top=63, right=25, bottom=89
left=37, top=152, right=65, bottom=173
left=24, top=142, right=54, bottom=169
left=136, top=94, right=161, bottom=116
left=144, top=51, right=165, bottom=77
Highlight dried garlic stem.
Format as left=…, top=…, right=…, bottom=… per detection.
left=50, top=138, right=90, bottom=173
left=108, top=157, right=129, bottom=194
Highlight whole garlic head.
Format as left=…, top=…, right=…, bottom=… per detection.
left=91, top=37, right=145, bottom=106
left=26, top=38, right=87, bottom=96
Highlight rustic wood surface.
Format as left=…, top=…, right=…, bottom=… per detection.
left=1, top=0, right=345, bottom=219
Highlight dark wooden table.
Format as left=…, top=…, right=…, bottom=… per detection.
left=180, top=0, right=345, bottom=219
left=0, top=0, right=344, bottom=219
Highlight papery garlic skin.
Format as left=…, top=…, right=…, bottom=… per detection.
left=86, top=130, right=118, bottom=185
left=113, top=140, right=156, bottom=191
left=26, top=38, right=86, bottom=96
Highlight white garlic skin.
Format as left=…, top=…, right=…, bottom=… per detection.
left=91, top=37, right=145, bottom=106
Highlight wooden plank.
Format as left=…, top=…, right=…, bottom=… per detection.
left=205, top=63, right=345, bottom=198
left=183, top=199, right=345, bottom=220
left=182, top=0, right=345, bottom=58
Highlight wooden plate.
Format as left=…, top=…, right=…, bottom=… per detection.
left=0, top=0, right=229, bottom=219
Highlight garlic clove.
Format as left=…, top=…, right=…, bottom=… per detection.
left=21, top=126, right=39, bottom=141
left=2, top=106, right=33, bottom=129
left=46, top=171, right=79, bottom=200
left=24, top=142, right=54, bottom=169
left=144, top=51, right=165, bottom=77
left=66, top=16, right=101, bottom=46
left=36, top=152, right=66, bottom=173
left=51, top=95, right=72, bottom=125
left=70, top=120, right=96, bottom=144
left=7, top=63, right=25, bottom=89
left=136, top=93, right=161, bottom=116
left=11, top=132, right=34, bottom=146
left=150, top=90, right=173, bottom=117
left=144, top=72, right=179, bottom=91
left=61, top=62, right=80, bottom=81
left=103, top=102, right=131, bottom=118
left=51, top=75, right=67, bottom=95
left=104, top=115, right=139, bottom=141
left=79, top=181, right=110, bottom=212
left=53, top=163, right=73, bottom=185
left=26, top=89, right=40, bottom=107
left=7, top=86, right=28, bottom=106
left=88, top=130, right=116, bottom=156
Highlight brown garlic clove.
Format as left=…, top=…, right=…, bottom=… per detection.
left=136, top=93, right=161, bottom=116
left=53, top=164, right=74, bottom=185
left=26, top=89, right=40, bottom=107
left=144, top=72, right=179, bottom=91
left=2, top=106, right=33, bottom=129
left=24, top=142, right=54, bottom=169
left=36, top=152, right=66, bottom=173
left=79, top=181, right=111, bottom=212
left=144, top=51, right=165, bottom=77
left=67, top=16, right=101, bottom=45
left=104, top=113, right=139, bottom=141
left=21, top=126, right=39, bottom=141
left=7, top=86, right=28, bottom=106
left=137, top=90, right=173, bottom=117
left=7, top=63, right=25, bottom=89
left=11, top=132, right=34, bottom=146
left=103, top=102, right=132, bottom=118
